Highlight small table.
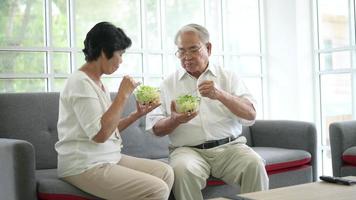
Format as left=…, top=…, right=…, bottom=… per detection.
left=238, top=176, right=356, bottom=200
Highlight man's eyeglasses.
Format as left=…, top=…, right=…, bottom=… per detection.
left=175, top=45, right=204, bottom=59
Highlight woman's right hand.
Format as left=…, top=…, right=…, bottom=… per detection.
left=118, top=75, right=140, bottom=97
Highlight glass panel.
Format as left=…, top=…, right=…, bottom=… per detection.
left=146, top=54, right=162, bottom=75
left=53, top=78, right=67, bottom=92
left=317, top=0, right=350, bottom=49
left=102, top=77, right=143, bottom=92
left=145, top=77, right=163, bottom=87
left=76, top=51, right=85, bottom=69
left=322, top=149, right=333, bottom=176
left=242, top=77, right=263, bottom=119
left=165, top=55, right=180, bottom=76
left=0, top=0, right=45, bottom=47
left=224, top=0, right=260, bottom=53
left=115, top=53, right=142, bottom=76
left=320, top=74, right=352, bottom=146
left=75, top=0, right=141, bottom=49
left=206, top=0, right=222, bottom=52
left=225, top=56, right=261, bottom=75
left=165, top=0, right=204, bottom=51
left=319, top=51, right=351, bottom=70
left=0, top=79, right=46, bottom=92
left=210, top=55, right=223, bottom=67
left=0, top=51, right=45, bottom=73
left=102, top=77, right=122, bottom=92
left=52, top=0, right=69, bottom=47
left=52, top=52, right=70, bottom=74
left=145, top=0, right=161, bottom=50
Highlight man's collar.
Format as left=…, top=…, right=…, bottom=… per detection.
left=178, top=63, right=217, bottom=80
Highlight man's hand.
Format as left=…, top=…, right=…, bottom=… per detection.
left=170, top=101, right=198, bottom=124
left=198, top=80, right=220, bottom=99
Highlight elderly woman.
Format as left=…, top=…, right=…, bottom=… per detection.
left=55, top=22, right=173, bottom=200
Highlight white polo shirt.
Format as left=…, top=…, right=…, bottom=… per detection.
left=55, top=71, right=122, bottom=178
left=146, top=64, right=256, bottom=147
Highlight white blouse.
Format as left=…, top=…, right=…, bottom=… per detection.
left=55, top=71, right=122, bottom=178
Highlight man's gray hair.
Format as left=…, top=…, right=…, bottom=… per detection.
left=174, top=24, right=210, bottom=45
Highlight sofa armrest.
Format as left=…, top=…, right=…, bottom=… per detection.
left=0, top=138, right=37, bottom=200
left=249, top=120, right=317, bottom=180
left=329, top=121, right=356, bottom=177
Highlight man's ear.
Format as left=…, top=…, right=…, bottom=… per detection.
left=206, top=42, right=212, bottom=56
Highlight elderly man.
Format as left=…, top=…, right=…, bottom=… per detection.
left=146, top=24, right=268, bottom=200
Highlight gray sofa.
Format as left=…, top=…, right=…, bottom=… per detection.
left=329, top=121, right=356, bottom=177
left=0, top=92, right=317, bottom=200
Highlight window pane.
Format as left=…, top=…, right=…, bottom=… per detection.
left=102, top=77, right=143, bottom=92
left=165, top=0, right=204, bottom=51
left=145, top=0, right=161, bottom=50
left=317, top=0, right=350, bottom=49
left=146, top=54, right=162, bottom=75
left=165, top=55, right=180, bottom=76
left=320, top=74, right=352, bottom=146
left=0, top=79, right=46, bottom=92
left=53, top=52, right=70, bottom=74
left=210, top=55, right=223, bottom=67
left=52, top=0, right=69, bottom=47
left=53, top=78, right=67, bottom=92
left=76, top=51, right=85, bottom=69
left=322, top=149, right=333, bottom=176
left=225, top=56, right=261, bottom=75
left=0, top=0, right=45, bottom=47
left=242, top=77, right=263, bottom=119
left=224, top=0, right=260, bottom=53
left=0, top=51, right=45, bottom=74
left=319, top=51, right=351, bottom=70
left=145, top=77, right=163, bottom=87
left=102, top=77, right=122, bottom=92
left=206, top=0, right=223, bottom=52
left=116, top=53, right=142, bottom=76
left=75, top=0, right=141, bottom=49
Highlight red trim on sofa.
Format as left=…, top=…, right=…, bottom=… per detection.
left=38, top=193, right=93, bottom=200
left=267, top=164, right=311, bottom=175
left=207, top=180, right=226, bottom=186
left=342, top=155, right=356, bottom=166
left=206, top=161, right=312, bottom=186
left=265, top=158, right=311, bottom=171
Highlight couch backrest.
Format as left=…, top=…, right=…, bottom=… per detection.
left=0, top=93, right=60, bottom=169
left=0, top=92, right=253, bottom=170
left=0, top=92, right=170, bottom=170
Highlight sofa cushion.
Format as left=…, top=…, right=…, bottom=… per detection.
left=252, top=147, right=311, bottom=173
left=36, top=169, right=103, bottom=200
left=342, top=146, right=356, bottom=166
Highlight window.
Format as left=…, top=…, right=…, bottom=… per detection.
left=0, top=0, right=264, bottom=117
left=314, top=0, right=356, bottom=175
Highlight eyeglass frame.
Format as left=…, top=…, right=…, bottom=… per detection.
left=174, top=44, right=207, bottom=59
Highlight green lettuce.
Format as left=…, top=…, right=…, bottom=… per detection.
left=176, top=94, right=200, bottom=113
left=134, top=85, right=160, bottom=104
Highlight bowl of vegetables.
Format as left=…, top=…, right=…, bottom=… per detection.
left=134, top=85, right=160, bottom=104
left=175, top=94, right=201, bottom=113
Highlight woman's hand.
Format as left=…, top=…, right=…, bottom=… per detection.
left=118, top=75, right=140, bottom=97
left=134, top=101, right=161, bottom=118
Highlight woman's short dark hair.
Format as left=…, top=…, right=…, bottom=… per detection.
left=83, top=22, right=132, bottom=62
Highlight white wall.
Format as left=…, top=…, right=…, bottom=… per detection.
left=263, top=0, right=315, bottom=122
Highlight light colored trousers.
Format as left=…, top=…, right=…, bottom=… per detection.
left=169, top=137, right=269, bottom=200
left=63, top=155, right=174, bottom=200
